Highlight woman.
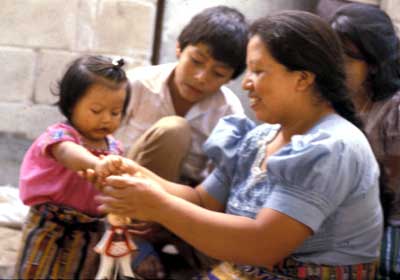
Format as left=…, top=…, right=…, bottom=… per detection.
left=95, top=11, right=382, bottom=279
left=331, top=4, right=400, bottom=279
left=315, top=0, right=379, bottom=21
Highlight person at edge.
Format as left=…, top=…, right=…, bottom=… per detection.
left=331, top=3, right=400, bottom=279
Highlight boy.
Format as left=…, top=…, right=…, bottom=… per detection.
left=114, top=6, right=248, bottom=278
left=116, top=5, right=248, bottom=186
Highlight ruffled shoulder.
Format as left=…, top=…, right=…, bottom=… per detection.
left=203, top=115, right=256, bottom=170
left=268, top=129, right=344, bottom=184
left=267, top=122, right=378, bottom=212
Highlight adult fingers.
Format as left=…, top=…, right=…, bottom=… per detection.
left=96, top=195, right=134, bottom=216
left=97, top=186, right=128, bottom=199
left=105, top=175, right=147, bottom=189
left=97, top=203, right=130, bottom=216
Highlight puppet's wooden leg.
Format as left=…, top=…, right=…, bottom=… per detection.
left=96, top=255, right=115, bottom=279
left=118, top=255, right=137, bottom=278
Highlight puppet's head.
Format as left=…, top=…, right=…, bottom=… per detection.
left=107, top=213, right=131, bottom=226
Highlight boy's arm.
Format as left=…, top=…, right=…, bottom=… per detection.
left=51, top=141, right=100, bottom=172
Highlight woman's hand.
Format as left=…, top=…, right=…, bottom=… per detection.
left=96, top=175, right=169, bottom=222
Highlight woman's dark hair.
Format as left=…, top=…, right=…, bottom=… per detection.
left=331, top=3, right=400, bottom=101
left=54, top=55, right=131, bottom=121
left=178, top=5, right=248, bottom=79
left=249, top=10, right=362, bottom=128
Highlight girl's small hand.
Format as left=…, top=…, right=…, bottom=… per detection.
left=95, top=155, right=124, bottom=178
left=96, top=175, right=168, bottom=222
left=96, top=155, right=142, bottom=178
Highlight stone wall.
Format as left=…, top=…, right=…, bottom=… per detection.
left=0, top=0, right=157, bottom=186
left=0, top=0, right=399, bottom=187
left=0, top=0, right=156, bottom=139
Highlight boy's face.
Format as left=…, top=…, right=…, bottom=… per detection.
left=172, top=43, right=234, bottom=104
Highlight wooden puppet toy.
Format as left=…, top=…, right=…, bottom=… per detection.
left=95, top=213, right=138, bottom=279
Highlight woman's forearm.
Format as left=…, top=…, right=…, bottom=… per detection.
left=100, top=176, right=309, bottom=265
left=155, top=194, right=307, bottom=268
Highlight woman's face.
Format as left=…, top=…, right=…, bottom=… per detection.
left=242, top=35, right=302, bottom=124
left=343, top=44, right=369, bottom=98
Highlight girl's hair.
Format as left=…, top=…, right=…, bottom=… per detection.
left=54, top=55, right=131, bottom=121
left=331, top=3, right=400, bottom=102
left=249, top=10, right=362, bottom=128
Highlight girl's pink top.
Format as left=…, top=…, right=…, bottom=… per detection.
left=19, top=122, right=123, bottom=216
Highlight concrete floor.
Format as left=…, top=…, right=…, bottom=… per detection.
left=0, top=227, right=21, bottom=278
left=0, top=134, right=29, bottom=277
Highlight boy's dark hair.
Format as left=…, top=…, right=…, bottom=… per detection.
left=178, top=5, right=248, bottom=79
left=54, top=56, right=131, bottom=121
left=250, top=10, right=362, bottom=129
left=331, top=3, right=400, bottom=102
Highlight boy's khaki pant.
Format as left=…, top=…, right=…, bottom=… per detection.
left=126, top=116, right=191, bottom=183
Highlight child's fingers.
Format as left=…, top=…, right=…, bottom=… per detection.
left=111, top=156, right=123, bottom=167
left=100, top=155, right=122, bottom=175
left=85, top=168, right=97, bottom=183
left=79, top=168, right=106, bottom=191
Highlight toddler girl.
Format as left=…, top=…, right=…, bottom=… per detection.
left=14, top=55, right=130, bottom=279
